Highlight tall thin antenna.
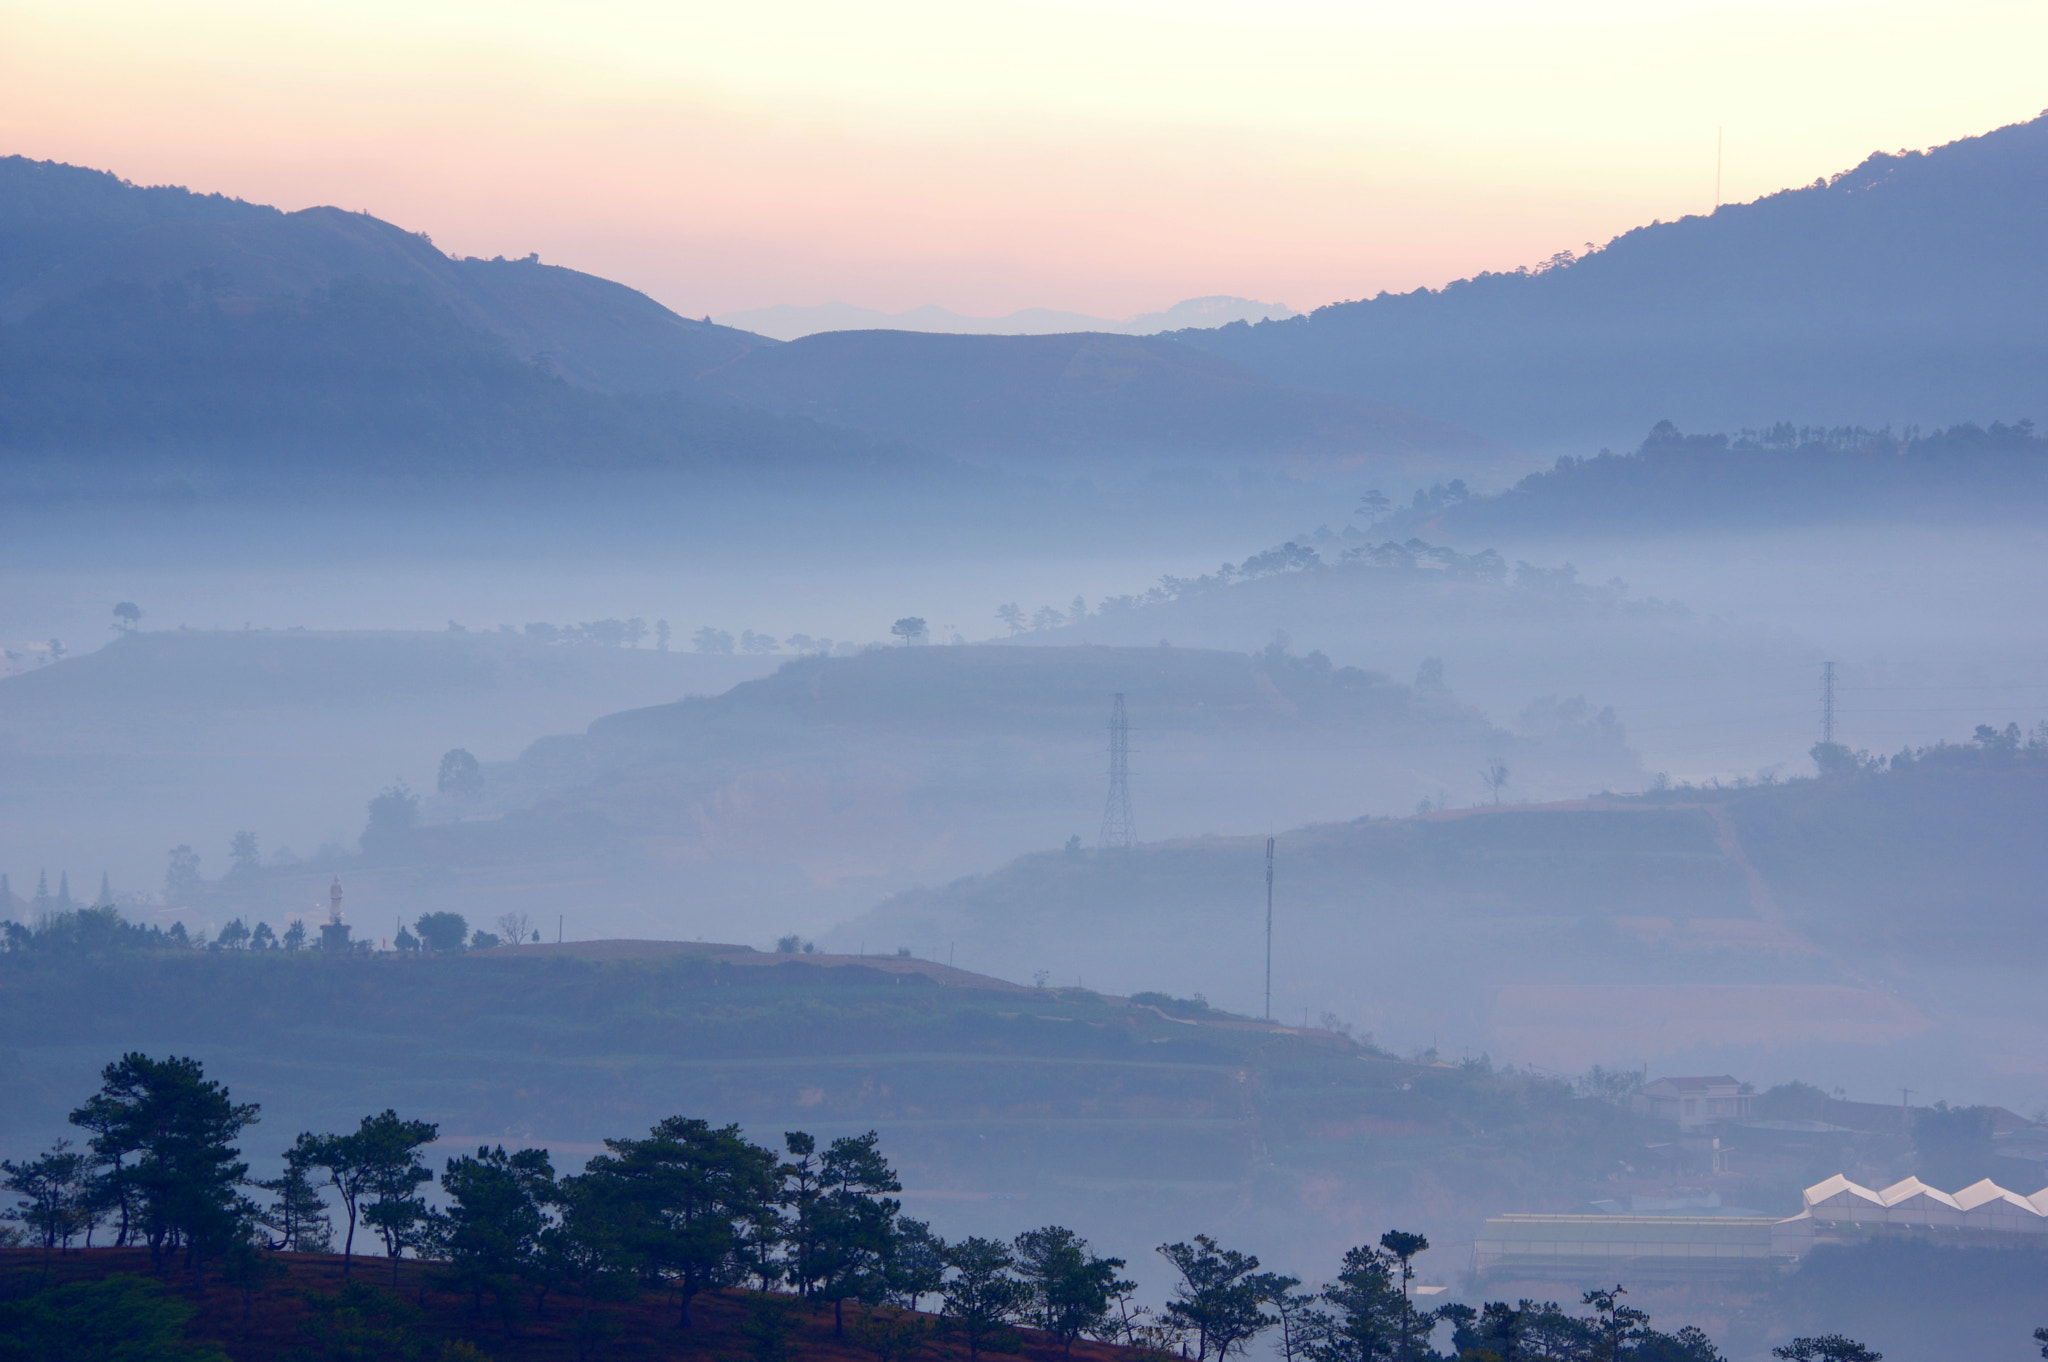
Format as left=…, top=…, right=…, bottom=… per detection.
left=1100, top=693, right=1134, bottom=848
left=1821, top=661, right=1837, bottom=746
left=1715, top=126, right=1723, bottom=211
left=1264, top=837, right=1275, bottom=1021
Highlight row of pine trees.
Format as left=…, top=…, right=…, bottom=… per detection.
left=2, top=1052, right=1891, bottom=1361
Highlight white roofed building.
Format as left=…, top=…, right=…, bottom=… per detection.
left=1632, top=1075, right=1753, bottom=1131
left=1482, top=1172, right=2048, bottom=1280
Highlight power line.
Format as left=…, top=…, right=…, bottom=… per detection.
left=1821, top=661, right=1837, bottom=746
left=1264, top=837, right=1275, bottom=1022
left=1100, top=692, right=1134, bottom=848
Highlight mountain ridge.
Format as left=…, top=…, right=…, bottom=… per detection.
left=0, top=156, right=774, bottom=392
left=0, top=155, right=1508, bottom=488
left=1173, top=113, right=2048, bottom=450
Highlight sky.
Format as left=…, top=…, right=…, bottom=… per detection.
left=4, top=0, right=2045, bottom=318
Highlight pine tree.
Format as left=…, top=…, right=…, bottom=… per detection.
left=67, top=1054, right=261, bottom=1271
left=257, top=1140, right=332, bottom=1253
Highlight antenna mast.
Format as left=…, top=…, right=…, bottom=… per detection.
left=1264, top=837, right=1275, bottom=1021
left=1100, top=693, right=1134, bottom=848
left=1715, top=126, right=1723, bottom=210
left=1821, top=661, right=1837, bottom=746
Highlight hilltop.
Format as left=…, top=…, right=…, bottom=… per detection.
left=0, top=156, right=771, bottom=390
left=986, top=535, right=1806, bottom=780
left=310, top=643, right=1642, bottom=937
left=1178, top=114, right=2048, bottom=449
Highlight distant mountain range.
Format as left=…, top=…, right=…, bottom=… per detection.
left=690, top=329, right=1521, bottom=479
left=0, top=157, right=952, bottom=489
left=1177, top=113, right=2048, bottom=451
left=0, top=157, right=1494, bottom=489
left=12, top=111, right=2048, bottom=490
left=714, top=294, right=1297, bottom=342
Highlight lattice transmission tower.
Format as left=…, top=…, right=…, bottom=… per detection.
left=1100, top=692, right=1135, bottom=848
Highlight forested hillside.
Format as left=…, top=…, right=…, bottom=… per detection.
left=1179, top=114, right=2048, bottom=449
left=0, top=275, right=944, bottom=491
left=1390, top=420, right=2048, bottom=537
left=0, top=158, right=974, bottom=498
left=0, top=156, right=770, bottom=390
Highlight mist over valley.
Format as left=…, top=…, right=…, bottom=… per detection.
left=6, top=97, right=2048, bottom=1362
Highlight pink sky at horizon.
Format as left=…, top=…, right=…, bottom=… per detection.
left=4, top=0, right=2045, bottom=320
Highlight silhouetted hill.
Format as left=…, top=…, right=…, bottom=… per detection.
left=0, top=160, right=966, bottom=494
left=990, top=534, right=1806, bottom=782
left=0, top=629, right=779, bottom=900
left=837, top=751, right=2048, bottom=1110
left=1178, top=114, right=2048, bottom=449
left=0, top=271, right=948, bottom=489
left=691, top=329, right=1527, bottom=482
left=327, top=643, right=1635, bottom=934
left=0, top=632, right=1637, bottom=944
left=0, top=945, right=1647, bottom=1283
left=0, top=158, right=1505, bottom=498
left=0, top=156, right=772, bottom=390
left=1389, top=419, right=2048, bottom=538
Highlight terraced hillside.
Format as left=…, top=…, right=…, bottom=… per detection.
left=836, top=754, right=2048, bottom=1114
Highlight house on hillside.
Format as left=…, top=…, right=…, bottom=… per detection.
left=1633, top=1076, right=1753, bottom=1131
